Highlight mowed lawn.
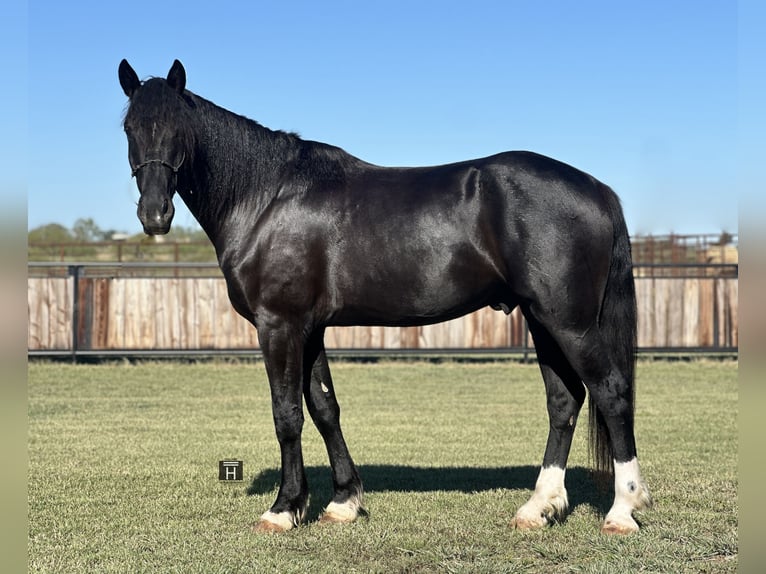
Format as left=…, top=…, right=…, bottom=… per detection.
left=28, top=360, right=737, bottom=573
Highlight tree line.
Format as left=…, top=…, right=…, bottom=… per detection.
left=28, top=218, right=208, bottom=244
left=28, top=218, right=215, bottom=262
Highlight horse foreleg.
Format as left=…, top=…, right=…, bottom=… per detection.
left=302, top=332, right=364, bottom=524
left=253, top=323, right=309, bottom=533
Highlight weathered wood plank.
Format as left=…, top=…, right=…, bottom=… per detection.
left=682, top=279, right=700, bottom=347
left=28, top=274, right=739, bottom=352
left=697, top=279, right=714, bottom=346
left=635, top=279, right=651, bottom=348
left=667, top=279, right=684, bottom=346
left=727, top=279, right=738, bottom=347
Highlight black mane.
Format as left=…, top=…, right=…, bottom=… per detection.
left=124, top=76, right=357, bottom=235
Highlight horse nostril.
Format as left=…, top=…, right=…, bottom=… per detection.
left=161, top=198, right=169, bottom=215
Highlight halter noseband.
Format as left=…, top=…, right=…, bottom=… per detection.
left=131, top=152, right=185, bottom=178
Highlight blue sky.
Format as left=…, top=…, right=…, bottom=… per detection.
left=15, top=1, right=755, bottom=236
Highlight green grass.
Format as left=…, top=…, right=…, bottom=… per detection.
left=28, top=360, right=737, bottom=573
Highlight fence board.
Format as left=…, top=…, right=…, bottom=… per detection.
left=27, top=278, right=72, bottom=350
left=728, top=279, right=738, bottom=347
left=698, top=279, right=714, bottom=346
left=682, top=280, right=700, bottom=347
left=138, top=278, right=154, bottom=347
left=635, top=280, right=650, bottom=347
left=105, top=277, right=123, bottom=349
left=717, top=279, right=738, bottom=347
left=667, top=280, right=684, bottom=346
left=28, top=278, right=44, bottom=348
left=53, top=278, right=72, bottom=349
left=27, top=277, right=60, bottom=349
left=27, top=273, right=738, bottom=354
left=197, top=278, right=216, bottom=347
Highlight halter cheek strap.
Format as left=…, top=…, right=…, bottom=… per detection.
left=131, top=152, right=185, bottom=177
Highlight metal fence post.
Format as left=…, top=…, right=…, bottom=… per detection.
left=712, top=279, right=720, bottom=349
left=68, top=264, right=82, bottom=363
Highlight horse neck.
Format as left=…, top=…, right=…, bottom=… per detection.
left=179, top=96, right=300, bottom=244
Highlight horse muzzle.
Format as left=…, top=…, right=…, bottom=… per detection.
left=138, top=195, right=175, bottom=235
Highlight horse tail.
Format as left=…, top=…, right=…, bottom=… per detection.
left=589, top=186, right=637, bottom=478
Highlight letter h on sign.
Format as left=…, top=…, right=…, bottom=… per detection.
left=219, top=460, right=243, bottom=481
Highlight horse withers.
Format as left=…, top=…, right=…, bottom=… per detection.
left=118, top=59, right=652, bottom=534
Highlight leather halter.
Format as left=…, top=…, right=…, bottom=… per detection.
left=131, top=152, right=185, bottom=177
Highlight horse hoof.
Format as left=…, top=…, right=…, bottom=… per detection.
left=252, top=520, right=290, bottom=533
left=252, top=510, right=297, bottom=533
left=510, top=515, right=547, bottom=530
left=601, top=517, right=640, bottom=535
left=318, top=512, right=352, bottom=525
left=318, top=500, right=361, bottom=525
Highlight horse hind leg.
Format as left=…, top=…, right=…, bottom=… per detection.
left=302, top=331, right=365, bottom=525
left=547, top=323, right=652, bottom=534
left=512, top=317, right=585, bottom=530
left=601, top=459, right=652, bottom=534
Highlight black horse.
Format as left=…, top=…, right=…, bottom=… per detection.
left=119, top=60, right=651, bottom=534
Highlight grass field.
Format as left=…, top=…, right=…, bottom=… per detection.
left=28, top=359, right=737, bottom=573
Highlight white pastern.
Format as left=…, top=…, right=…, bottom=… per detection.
left=602, top=457, right=653, bottom=534
left=512, top=466, right=568, bottom=529
left=254, top=509, right=301, bottom=532
left=320, top=492, right=364, bottom=524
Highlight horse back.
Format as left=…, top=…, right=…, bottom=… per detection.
left=225, top=149, right=618, bottom=329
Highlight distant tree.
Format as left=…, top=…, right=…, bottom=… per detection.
left=72, top=217, right=107, bottom=242
left=28, top=223, right=72, bottom=244
left=97, top=229, right=119, bottom=240
left=187, top=228, right=209, bottom=242
left=714, top=231, right=734, bottom=246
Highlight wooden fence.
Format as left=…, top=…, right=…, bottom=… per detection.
left=27, top=264, right=738, bottom=357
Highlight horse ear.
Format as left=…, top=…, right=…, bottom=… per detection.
left=167, top=60, right=186, bottom=94
left=119, top=59, right=141, bottom=98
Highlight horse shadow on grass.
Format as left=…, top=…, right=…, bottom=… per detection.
left=246, top=464, right=612, bottom=524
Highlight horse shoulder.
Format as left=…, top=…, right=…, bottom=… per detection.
left=221, top=200, right=337, bottom=327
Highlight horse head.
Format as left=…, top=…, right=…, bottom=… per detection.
left=119, top=59, right=190, bottom=235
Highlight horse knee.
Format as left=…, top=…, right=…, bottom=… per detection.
left=273, top=403, right=304, bottom=444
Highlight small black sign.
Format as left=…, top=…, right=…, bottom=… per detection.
left=219, top=460, right=243, bottom=481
